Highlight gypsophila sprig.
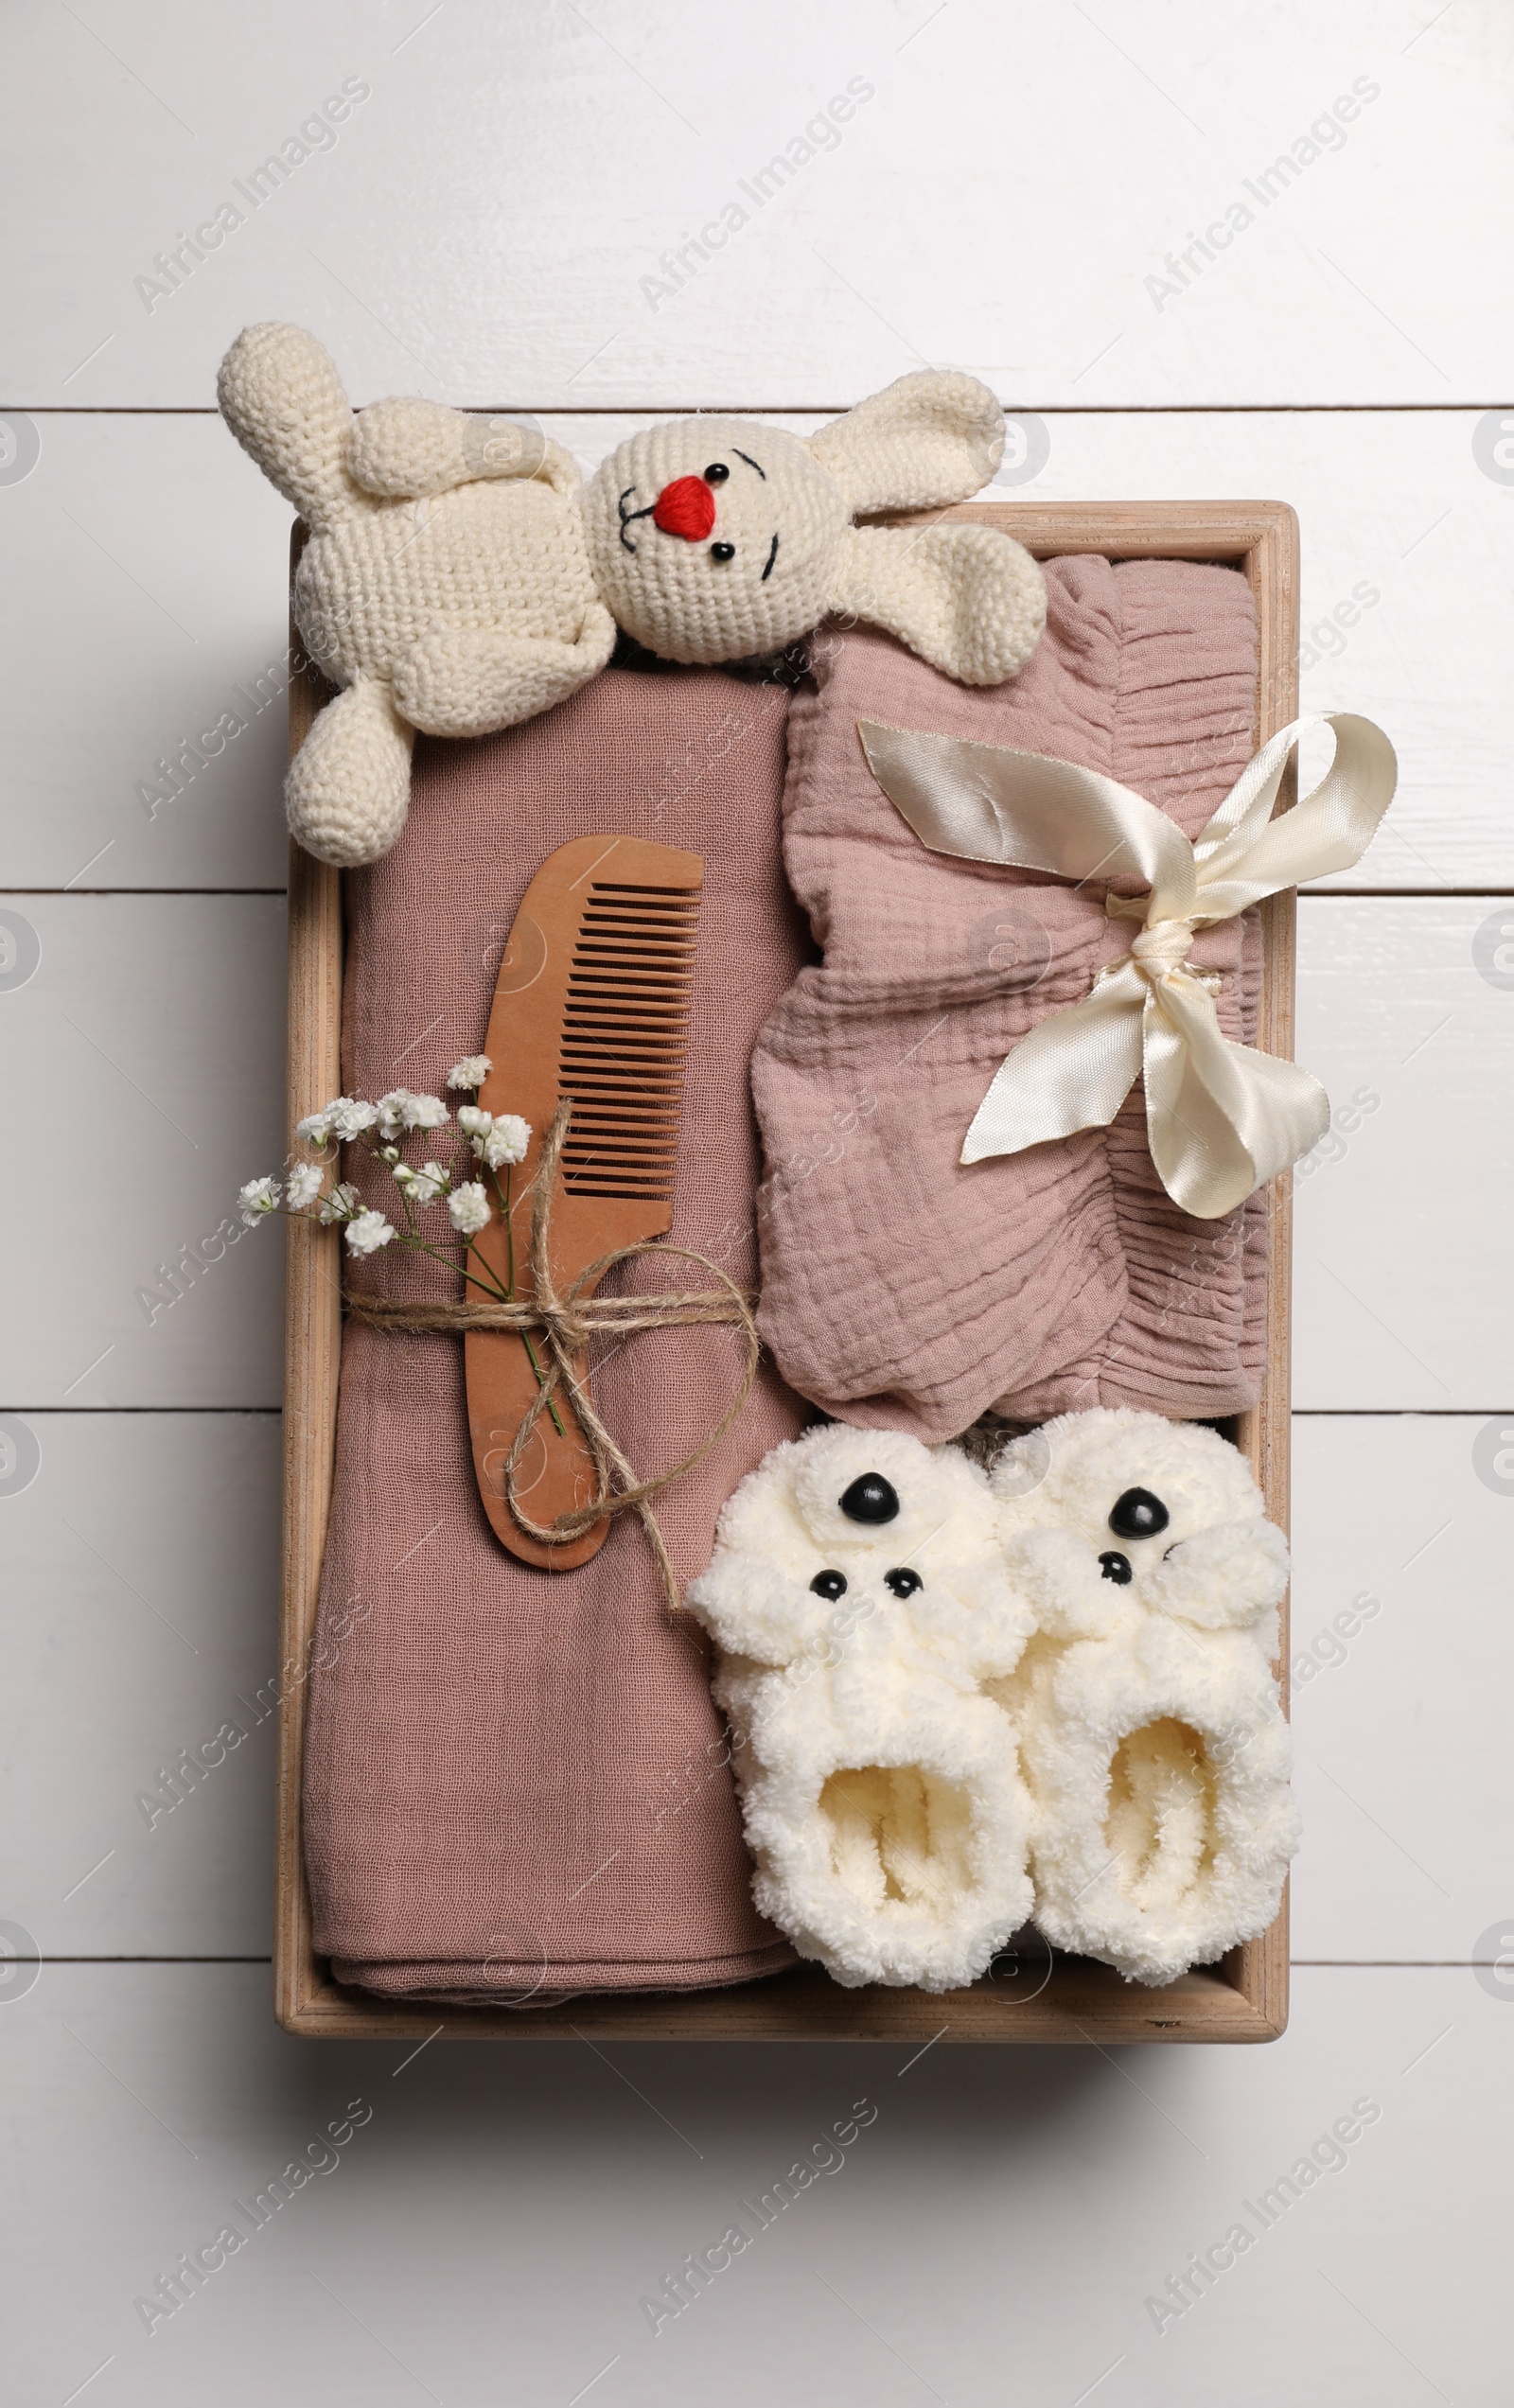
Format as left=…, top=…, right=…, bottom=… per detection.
left=483, top=1115, right=530, bottom=1169
left=345, top=1209, right=396, bottom=1256
left=286, top=1162, right=325, bottom=1210
left=448, top=1181, right=491, bottom=1236
left=318, top=1181, right=361, bottom=1225
left=238, top=1175, right=280, bottom=1223
left=326, top=1098, right=380, bottom=1141
left=238, top=1071, right=564, bottom=1436
left=447, top=1055, right=492, bottom=1091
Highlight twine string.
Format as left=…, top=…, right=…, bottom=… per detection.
left=343, top=1101, right=758, bottom=1608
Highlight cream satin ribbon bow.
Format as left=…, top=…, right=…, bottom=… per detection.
left=857, top=712, right=1398, bottom=1220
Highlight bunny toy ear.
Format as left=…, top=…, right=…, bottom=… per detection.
left=218, top=322, right=358, bottom=533
left=806, top=369, right=1006, bottom=515
left=829, top=521, right=1047, bottom=686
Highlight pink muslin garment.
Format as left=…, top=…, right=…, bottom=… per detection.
left=750, top=555, right=1268, bottom=1442
left=303, top=662, right=809, bottom=1998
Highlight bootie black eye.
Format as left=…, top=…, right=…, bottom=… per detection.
left=1099, top=1550, right=1133, bottom=1585
left=884, top=1568, right=922, bottom=1598
left=810, top=1570, right=848, bottom=1601
left=1108, top=1486, right=1169, bottom=1541
left=839, top=1473, right=899, bottom=1525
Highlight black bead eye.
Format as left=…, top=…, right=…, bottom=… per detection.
left=839, top=1473, right=899, bottom=1525
left=1099, top=1551, right=1133, bottom=1585
left=884, top=1568, right=922, bottom=1599
left=1108, top=1486, right=1170, bottom=1541
left=810, top=1569, right=847, bottom=1601
left=710, top=541, right=735, bottom=562
left=704, top=462, right=730, bottom=483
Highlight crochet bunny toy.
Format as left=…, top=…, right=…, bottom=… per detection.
left=686, top=1423, right=1034, bottom=1992
left=991, top=1410, right=1299, bottom=1986
left=218, top=323, right=1047, bottom=865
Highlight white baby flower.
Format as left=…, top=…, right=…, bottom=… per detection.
left=447, top=1055, right=493, bottom=1091
left=401, top=1092, right=449, bottom=1130
left=447, top=1181, right=491, bottom=1236
left=408, top=1161, right=450, bottom=1204
left=285, top=1162, right=325, bottom=1211
left=325, top=1097, right=380, bottom=1142
left=238, top=1175, right=281, bottom=1224
left=375, top=1089, right=412, bottom=1137
left=483, top=1115, right=531, bottom=1169
left=318, top=1182, right=362, bottom=1225
left=344, top=1209, right=396, bottom=1256
left=294, top=1107, right=332, bottom=1149
left=455, top=1104, right=491, bottom=1139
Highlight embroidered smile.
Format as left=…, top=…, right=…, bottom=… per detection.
left=616, top=450, right=777, bottom=574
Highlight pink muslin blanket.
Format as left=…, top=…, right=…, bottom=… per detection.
left=304, top=662, right=808, bottom=1998
left=751, top=555, right=1267, bottom=1441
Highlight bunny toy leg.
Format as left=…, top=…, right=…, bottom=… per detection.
left=285, top=677, right=414, bottom=868
left=392, top=606, right=618, bottom=739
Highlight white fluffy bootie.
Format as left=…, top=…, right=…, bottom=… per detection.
left=991, top=1410, right=1300, bottom=1987
left=686, top=1424, right=1034, bottom=1992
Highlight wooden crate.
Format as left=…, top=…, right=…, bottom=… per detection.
left=277, top=500, right=1299, bottom=2043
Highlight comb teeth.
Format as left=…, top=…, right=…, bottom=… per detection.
left=558, top=880, right=698, bottom=1199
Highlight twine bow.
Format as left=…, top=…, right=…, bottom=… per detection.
left=858, top=711, right=1398, bottom=1219
left=345, top=1102, right=759, bottom=1608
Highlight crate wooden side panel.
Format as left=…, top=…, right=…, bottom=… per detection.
left=277, top=501, right=1299, bottom=2042
left=276, top=637, right=343, bottom=2038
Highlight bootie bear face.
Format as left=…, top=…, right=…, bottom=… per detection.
left=688, top=1421, right=1036, bottom=1992
left=688, top=1423, right=1030, bottom=1685
left=582, top=419, right=849, bottom=667
left=993, top=1409, right=1289, bottom=1645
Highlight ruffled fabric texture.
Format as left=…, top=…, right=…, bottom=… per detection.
left=751, top=556, right=1267, bottom=1440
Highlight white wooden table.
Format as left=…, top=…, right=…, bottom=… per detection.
left=2, top=3, right=1509, bottom=2399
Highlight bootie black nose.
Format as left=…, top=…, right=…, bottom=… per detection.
left=839, top=1472, right=899, bottom=1524
left=1108, top=1486, right=1169, bottom=1540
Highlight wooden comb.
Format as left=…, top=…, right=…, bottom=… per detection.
left=466, top=835, right=703, bottom=1569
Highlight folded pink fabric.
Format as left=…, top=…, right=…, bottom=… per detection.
left=304, top=663, right=808, bottom=1998
left=751, top=556, right=1267, bottom=1441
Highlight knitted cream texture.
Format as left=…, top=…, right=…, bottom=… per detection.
left=685, top=1423, right=1034, bottom=1993
left=991, top=1411, right=1300, bottom=1987
left=219, top=325, right=1047, bottom=865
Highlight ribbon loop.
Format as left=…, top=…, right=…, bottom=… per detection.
left=858, top=712, right=1398, bottom=1219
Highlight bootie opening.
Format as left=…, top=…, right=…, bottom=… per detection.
left=1103, top=1719, right=1218, bottom=1915
left=819, top=1765, right=974, bottom=1912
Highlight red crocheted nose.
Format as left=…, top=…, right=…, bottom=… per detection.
left=652, top=475, right=717, bottom=540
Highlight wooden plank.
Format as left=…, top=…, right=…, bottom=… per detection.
left=5, top=1414, right=1488, bottom=1960
left=0, top=413, right=294, bottom=890
left=7, top=411, right=1505, bottom=890
left=0, top=892, right=286, bottom=1406
left=1293, top=893, right=1514, bottom=1409
left=277, top=501, right=1298, bottom=2041
left=0, top=1413, right=281, bottom=1956
left=8, top=5, right=1507, bottom=408
left=6, top=1963, right=1504, bottom=2405
left=275, top=634, right=342, bottom=2037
